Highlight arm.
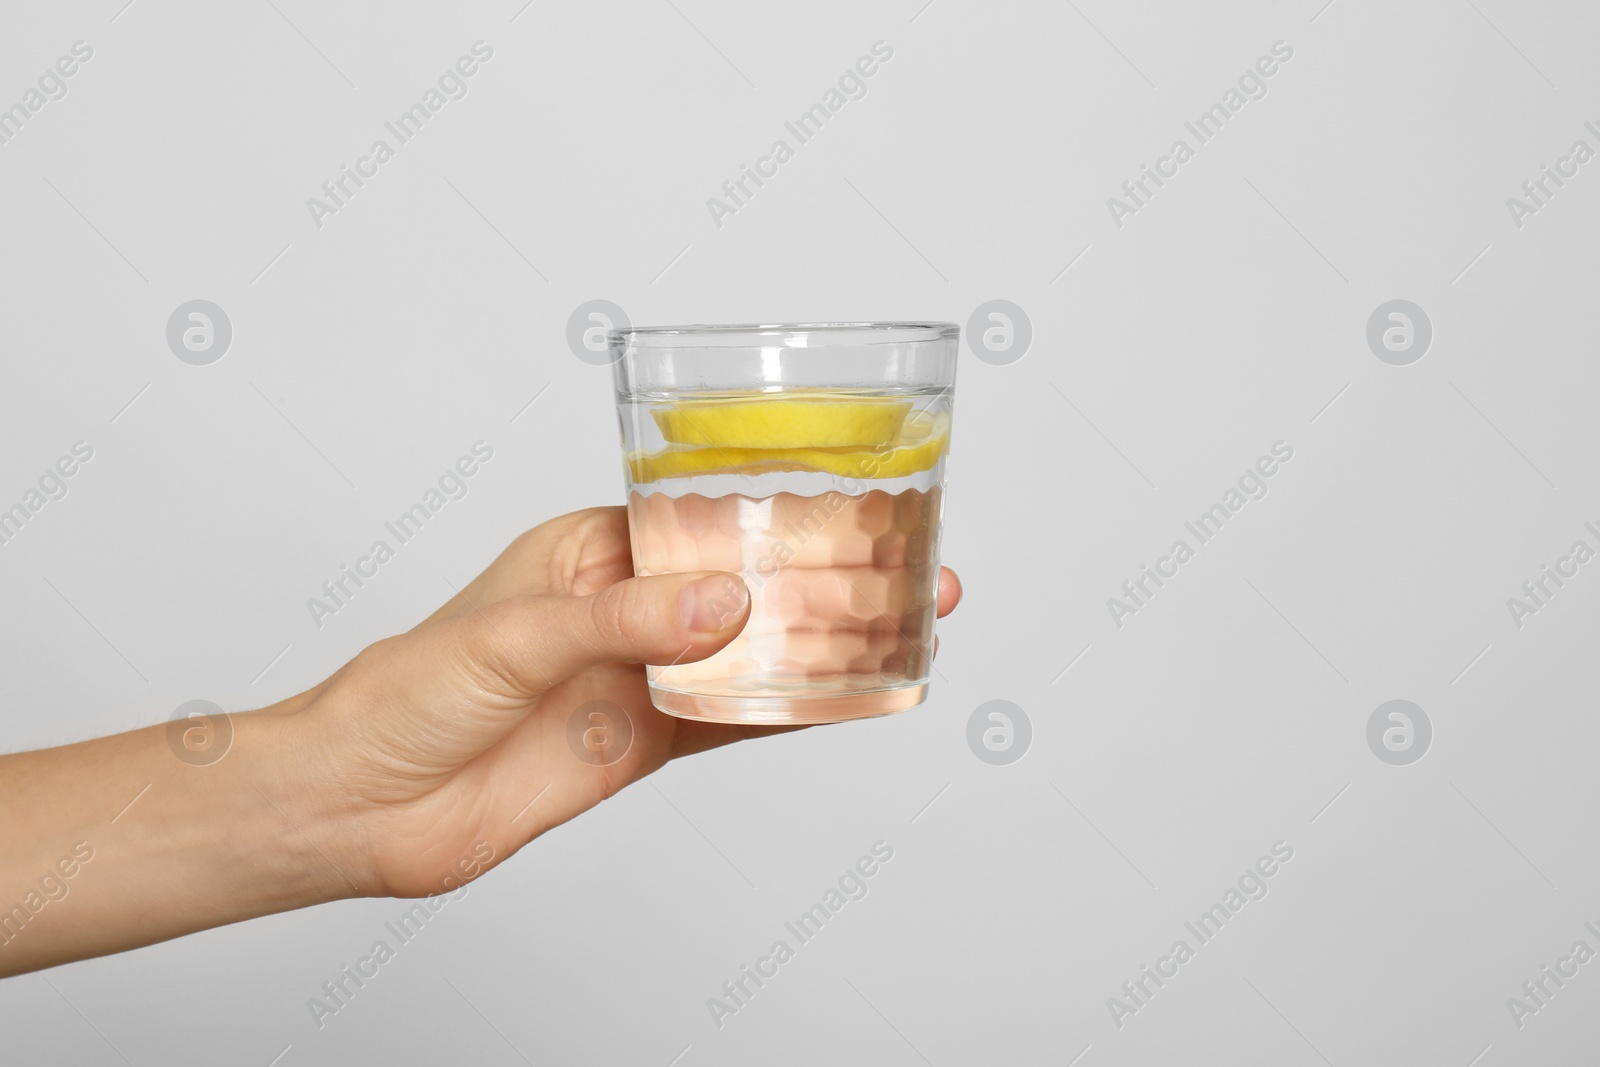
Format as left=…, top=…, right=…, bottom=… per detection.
left=0, top=506, right=962, bottom=977
left=0, top=697, right=346, bottom=976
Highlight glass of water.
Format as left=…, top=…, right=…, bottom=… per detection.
left=611, top=322, right=957, bottom=725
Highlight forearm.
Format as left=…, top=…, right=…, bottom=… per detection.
left=0, top=701, right=357, bottom=977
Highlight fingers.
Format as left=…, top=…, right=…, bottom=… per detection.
left=436, top=514, right=961, bottom=637
left=936, top=567, right=962, bottom=618
left=472, top=571, right=751, bottom=696
left=425, top=508, right=633, bottom=627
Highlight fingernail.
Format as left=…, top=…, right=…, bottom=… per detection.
left=679, top=574, right=747, bottom=633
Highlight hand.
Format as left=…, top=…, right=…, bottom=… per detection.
left=297, top=506, right=963, bottom=899
left=0, top=504, right=962, bottom=978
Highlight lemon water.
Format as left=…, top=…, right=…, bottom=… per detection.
left=619, top=388, right=951, bottom=724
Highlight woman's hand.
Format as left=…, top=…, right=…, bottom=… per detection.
left=296, top=506, right=962, bottom=899
left=0, top=505, right=960, bottom=977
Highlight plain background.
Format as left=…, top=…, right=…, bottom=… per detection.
left=3, top=0, right=1599, bottom=1063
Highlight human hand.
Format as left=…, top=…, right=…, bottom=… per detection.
left=0, top=505, right=960, bottom=977
left=295, top=506, right=963, bottom=899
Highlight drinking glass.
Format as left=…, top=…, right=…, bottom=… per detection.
left=610, top=322, right=957, bottom=725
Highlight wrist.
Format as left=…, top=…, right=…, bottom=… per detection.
left=239, top=697, right=376, bottom=904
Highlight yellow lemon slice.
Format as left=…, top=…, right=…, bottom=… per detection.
left=629, top=410, right=948, bottom=483
left=653, top=395, right=913, bottom=449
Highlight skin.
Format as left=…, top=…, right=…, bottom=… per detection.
left=0, top=506, right=962, bottom=977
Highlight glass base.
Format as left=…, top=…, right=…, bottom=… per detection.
left=649, top=682, right=929, bottom=725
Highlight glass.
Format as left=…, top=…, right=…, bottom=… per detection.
left=610, top=322, right=958, bottom=725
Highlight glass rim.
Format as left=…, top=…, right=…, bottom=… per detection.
left=609, top=321, right=959, bottom=349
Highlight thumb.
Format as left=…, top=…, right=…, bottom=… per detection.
left=477, top=571, right=750, bottom=693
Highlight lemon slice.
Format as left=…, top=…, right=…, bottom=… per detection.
left=653, top=395, right=912, bottom=449
left=629, top=409, right=948, bottom=483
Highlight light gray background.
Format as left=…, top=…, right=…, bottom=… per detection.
left=2, top=0, right=1597, bottom=1063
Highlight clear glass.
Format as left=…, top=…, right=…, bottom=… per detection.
left=610, top=322, right=958, bottom=725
